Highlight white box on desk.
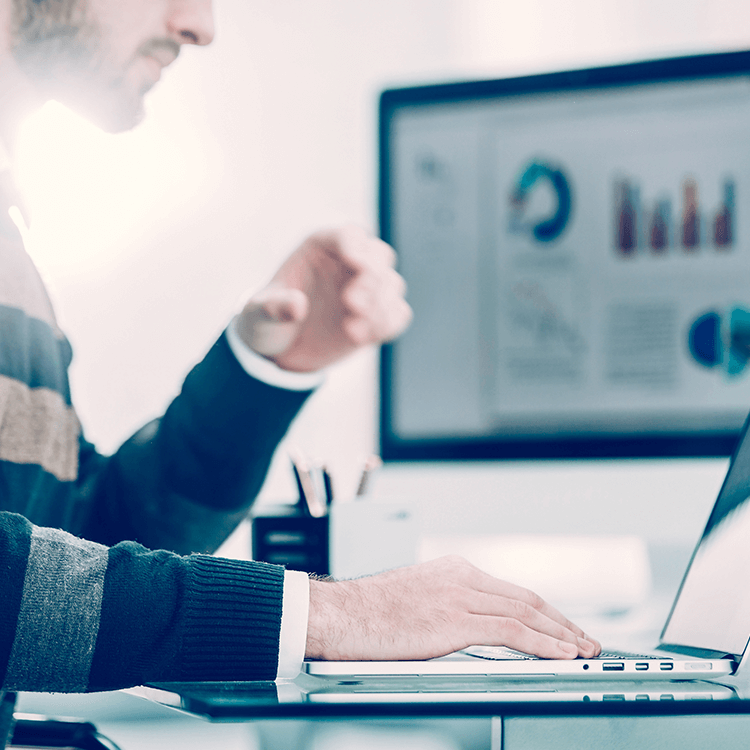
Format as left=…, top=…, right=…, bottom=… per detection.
left=329, top=501, right=420, bottom=579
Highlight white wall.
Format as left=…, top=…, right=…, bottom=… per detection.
left=15, top=1, right=750, bottom=563
left=451, top=0, right=750, bottom=78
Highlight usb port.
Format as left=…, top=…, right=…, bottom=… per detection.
left=602, top=662, right=625, bottom=671
left=603, top=694, right=626, bottom=701
left=635, top=662, right=649, bottom=671
left=659, top=662, right=674, bottom=671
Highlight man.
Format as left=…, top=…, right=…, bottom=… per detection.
left=0, top=0, right=600, bottom=743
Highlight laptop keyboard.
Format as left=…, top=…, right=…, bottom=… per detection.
left=465, top=646, right=667, bottom=661
left=595, top=651, right=664, bottom=660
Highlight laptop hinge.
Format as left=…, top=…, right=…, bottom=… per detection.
left=658, top=643, right=738, bottom=661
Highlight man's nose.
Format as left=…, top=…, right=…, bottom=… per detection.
left=167, top=0, right=215, bottom=47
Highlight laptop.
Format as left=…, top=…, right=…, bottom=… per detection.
left=304, top=404, right=750, bottom=681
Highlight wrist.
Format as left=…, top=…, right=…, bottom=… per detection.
left=225, top=318, right=324, bottom=391
left=306, top=578, right=360, bottom=660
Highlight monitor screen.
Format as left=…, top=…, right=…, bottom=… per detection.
left=379, top=51, right=750, bottom=460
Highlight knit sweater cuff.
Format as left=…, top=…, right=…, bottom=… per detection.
left=181, top=556, right=284, bottom=681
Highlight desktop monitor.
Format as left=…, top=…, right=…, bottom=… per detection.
left=379, top=50, right=750, bottom=461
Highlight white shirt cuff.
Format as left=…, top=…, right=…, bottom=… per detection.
left=225, top=318, right=324, bottom=392
left=277, top=569, right=310, bottom=679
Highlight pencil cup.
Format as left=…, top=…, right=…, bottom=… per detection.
left=251, top=504, right=329, bottom=576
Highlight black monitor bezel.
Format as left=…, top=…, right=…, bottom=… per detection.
left=379, top=49, right=750, bottom=462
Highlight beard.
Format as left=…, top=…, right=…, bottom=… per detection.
left=10, top=0, right=148, bottom=132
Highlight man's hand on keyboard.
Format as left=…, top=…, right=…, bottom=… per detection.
left=305, top=555, right=602, bottom=661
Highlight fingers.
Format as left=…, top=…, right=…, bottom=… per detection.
left=310, top=225, right=397, bottom=273
left=466, top=591, right=599, bottom=659
left=326, top=228, right=411, bottom=345
left=457, top=559, right=581, bottom=629
left=251, top=286, right=309, bottom=323
left=343, top=267, right=412, bottom=344
left=466, top=614, right=581, bottom=659
left=343, top=303, right=413, bottom=346
left=436, top=556, right=600, bottom=659
left=276, top=224, right=411, bottom=351
left=481, top=575, right=584, bottom=638
left=236, top=287, right=309, bottom=357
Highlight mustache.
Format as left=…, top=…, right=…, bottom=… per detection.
left=137, top=38, right=181, bottom=64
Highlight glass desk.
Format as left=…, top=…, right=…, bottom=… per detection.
left=139, top=674, right=744, bottom=719
left=132, top=674, right=750, bottom=749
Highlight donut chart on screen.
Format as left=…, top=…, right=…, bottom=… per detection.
left=509, top=160, right=573, bottom=243
left=689, top=307, right=750, bottom=376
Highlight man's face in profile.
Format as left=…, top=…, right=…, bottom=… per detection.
left=11, top=0, right=213, bottom=132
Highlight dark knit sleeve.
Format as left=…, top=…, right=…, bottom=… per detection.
left=0, top=512, right=285, bottom=693
left=73, top=333, right=312, bottom=554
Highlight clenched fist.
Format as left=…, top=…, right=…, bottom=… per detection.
left=235, top=226, right=412, bottom=372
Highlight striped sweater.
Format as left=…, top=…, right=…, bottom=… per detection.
left=0, top=183, right=311, bottom=725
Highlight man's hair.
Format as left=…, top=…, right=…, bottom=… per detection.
left=11, top=0, right=94, bottom=89
left=12, top=0, right=88, bottom=56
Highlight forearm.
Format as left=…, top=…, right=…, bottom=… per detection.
left=0, top=512, right=286, bottom=692
left=76, top=333, right=312, bottom=554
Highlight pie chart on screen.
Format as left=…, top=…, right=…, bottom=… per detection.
left=689, top=307, right=750, bottom=377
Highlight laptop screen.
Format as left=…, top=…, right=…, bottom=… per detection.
left=380, top=51, right=750, bottom=460
left=661, top=411, right=750, bottom=658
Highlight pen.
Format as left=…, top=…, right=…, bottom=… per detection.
left=355, top=454, right=382, bottom=498
left=289, top=448, right=327, bottom=518
left=290, top=460, right=310, bottom=517
left=322, top=467, right=334, bottom=507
